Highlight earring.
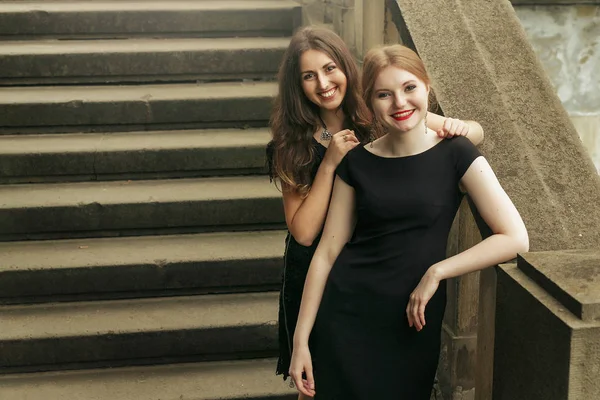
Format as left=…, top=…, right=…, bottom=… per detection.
left=424, top=113, right=428, bottom=135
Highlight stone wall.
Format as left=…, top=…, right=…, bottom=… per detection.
left=297, top=1, right=600, bottom=173
left=513, top=5, right=600, bottom=172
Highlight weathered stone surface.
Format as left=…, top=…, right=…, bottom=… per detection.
left=0, top=82, right=276, bottom=133
left=514, top=5, right=600, bottom=172
left=0, top=176, right=284, bottom=239
left=511, top=0, right=600, bottom=4
left=0, top=1, right=301, bottom=38
left=495, top=253, right=600, bottom=400
left=518, top=250, right=600, bottom=321
left=0, top=292, right=278, bottom=371
left=0, top=129, right=270, bottom=182
left=0, top=358, right=296, bottom=400
left=0, top=38, right=288, bottom=84
left=0, top=230, right=286, bottom=303
left=388, top=0, right=600, bottom=252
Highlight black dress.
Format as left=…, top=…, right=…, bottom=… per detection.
left=312, top=137, right=481, bottom=400
left=266, top=137, right=327, bottom=381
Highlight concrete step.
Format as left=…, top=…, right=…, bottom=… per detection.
left=0, top=358, right=295, bottom=400
left=0, top=176, right=284, bottom=240
left=0, top=37, right=289, bottom=84
left=0, top=292, right=279, bottom=372
left=0, top=0, right=301, bottom=39
left=0, top=81, right=276, bottom=134
left=0, top=128, right=271, bottom=183
left=0, top=230, right=287, bottom=304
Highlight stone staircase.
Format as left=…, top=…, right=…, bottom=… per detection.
left=0, top=1, right=300, bottom=399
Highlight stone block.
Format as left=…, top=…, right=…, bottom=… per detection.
left=0, top=1, right=301, bottom=38
left=494, top=251, right=600, bottom=399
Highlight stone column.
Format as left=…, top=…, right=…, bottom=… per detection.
left=494, top=250, right=600, bottom=399
left=439, top=200, right=483, bottom=400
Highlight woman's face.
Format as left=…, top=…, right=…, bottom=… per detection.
left=371, top=66, right=429, bottom=133
left=299, top=49, right=347, bottom=112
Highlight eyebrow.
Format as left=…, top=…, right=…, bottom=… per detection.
left=374, top=80, right=418, bottom=91
left=301, top=62, right=335, bottom=75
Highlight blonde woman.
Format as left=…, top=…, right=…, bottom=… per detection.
left=289, top=44, right=528, bottom=399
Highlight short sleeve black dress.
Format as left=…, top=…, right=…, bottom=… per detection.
left=266, top=137, right=327, bottom=381
left=312, top=136, right=481, bottom=400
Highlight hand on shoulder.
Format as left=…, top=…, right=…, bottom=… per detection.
left=323, top=129, right=359, bottom=168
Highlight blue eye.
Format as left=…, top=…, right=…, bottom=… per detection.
left=406, top=85, right=417, bottom=91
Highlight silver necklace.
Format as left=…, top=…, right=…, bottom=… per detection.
left=319, top=116, right=332, bottom=141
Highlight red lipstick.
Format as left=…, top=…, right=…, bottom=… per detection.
left=391, top=110, right=415, bottom=121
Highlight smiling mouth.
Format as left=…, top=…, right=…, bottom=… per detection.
left=319, top=87, right=337, bottom=100
left=391, top=110, right=415, bottom=121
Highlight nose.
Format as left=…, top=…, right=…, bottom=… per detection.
left=393, top=93, right=407, bottom=109
left=317, top=73, right=329, bottom=90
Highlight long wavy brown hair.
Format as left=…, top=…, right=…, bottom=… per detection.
left=269, top=26, right=373, bottom=196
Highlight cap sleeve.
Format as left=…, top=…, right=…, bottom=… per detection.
left=452, top=136, right=482, bottom=180
left=335, top=153, right=353, bottom=187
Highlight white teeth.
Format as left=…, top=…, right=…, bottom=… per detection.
left=393, top=110, right=413, bottom=118
left=320, top=88, right=336, bottom=98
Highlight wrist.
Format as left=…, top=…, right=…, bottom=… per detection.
left=321, top=156, right=337, bottom=173
left=428, top=263, right=447, bottom=281
left=293, top=330, right=310, bottom=347
left=293, top=336, right=309, bottom=348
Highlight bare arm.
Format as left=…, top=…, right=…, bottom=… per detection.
left=289, top=176, right=356, bottom=396
left=434, top=156, right=529, bottom=278
left=427, top=111, right=485, bottom=146
left=283, top=130, right=358, bottom=246
left=407, top=156, right=528, bottom=331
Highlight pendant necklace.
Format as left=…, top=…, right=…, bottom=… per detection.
left=319, top=115, right=332, bottom=141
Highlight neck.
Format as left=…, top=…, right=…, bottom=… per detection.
left=319, top=108, right=345, bottom=133
left=381, top=119, right=438, bottom=157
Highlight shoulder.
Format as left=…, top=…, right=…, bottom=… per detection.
left=446, top=136, right=483, bottom=179
left=446, top=135, right=476, bottom=150
left=445, top=136, right=481, bottom=157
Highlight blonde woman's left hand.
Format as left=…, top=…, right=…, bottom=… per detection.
left=406, top=270, right=441, bottom=331
left=437, top=118, right=470, bottom=139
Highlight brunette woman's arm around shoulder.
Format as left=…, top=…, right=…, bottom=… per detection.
left=283, top=129, right=358, bottom=246
left=426, top=112, right=485, bottom=146
left=289, top=176, right=357, bottom=397
left=406, top=155, right=528, bottom=331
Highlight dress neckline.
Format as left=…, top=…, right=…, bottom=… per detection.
left=312, top=136, right=328, bottom=149
left=359, top=138, right=446, bottom=160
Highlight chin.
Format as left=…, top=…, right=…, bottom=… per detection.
left=321, top=100, right=342, bottom=111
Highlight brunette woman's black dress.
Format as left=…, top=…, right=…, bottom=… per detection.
left=312, top=137, right=481, bottom=400
left=266, top=138, right=327, bottom=381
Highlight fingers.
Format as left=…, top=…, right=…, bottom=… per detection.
left=418, top=303, right=426, bottom=328
left=303, top=365, right=316, bottom=397
left=440, top=118, right=470, bottom=138
left=411, top=297, right=422, bottom=331
left=407, top=293, right=427, bottom=332
left=333, top=129, right=359, bottom=143
left=290, top=369, right=304, bottom=395
left=289, top=360, right=315, bottom=397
